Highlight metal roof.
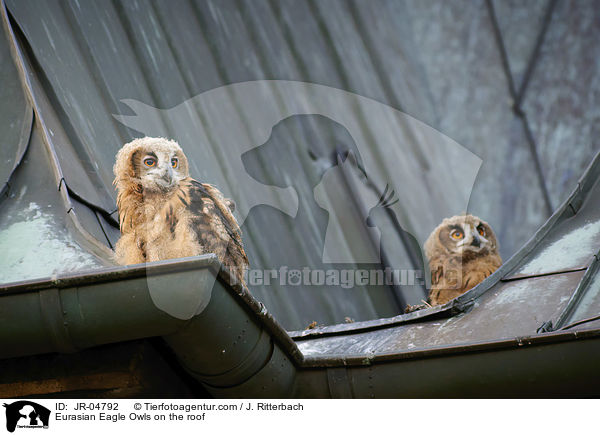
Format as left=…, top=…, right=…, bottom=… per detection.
left=2, top=0, right=599, bottom=329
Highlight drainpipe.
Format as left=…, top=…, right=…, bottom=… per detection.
left=0, top=255, right=301, bottom=398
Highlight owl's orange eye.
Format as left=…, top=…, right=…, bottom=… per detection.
left=450, top=229, right=464, bottom=240
left=171, top=158, right=178, bottom=168
left=477, top=226, right=486, bottom=237
left=144, top=158, right=156, bottom=167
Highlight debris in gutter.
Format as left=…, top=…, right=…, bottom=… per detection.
left=404, top=299, right=432, bottom=314
left=306, top=321, right=318, bottom=330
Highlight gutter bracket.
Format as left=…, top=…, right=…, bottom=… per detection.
left=568, top=182, right=583, bottom=215
left=451, top=299, right=475, bottom=315
left=327, top=367, right=353, bottom=398
left=536, top=320, right=554, bottom=334
left=38, top=288, right=78, bottom=353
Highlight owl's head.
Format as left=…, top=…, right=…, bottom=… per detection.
left=424, top=214, right=498, bottom=259
left=113, top=137, right=189, bottom=193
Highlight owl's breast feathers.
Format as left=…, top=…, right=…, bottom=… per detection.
left=428, top=252, right=502, bottom=306
left=115, top=178, right=248, bottom=286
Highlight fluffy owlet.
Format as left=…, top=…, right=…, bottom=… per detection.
left=113, top=137, right=248, bottom=286
left=424, top=214, right=502, bottom=306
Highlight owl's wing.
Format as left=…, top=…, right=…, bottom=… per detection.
left=189, top=180, right=244, bottom=249
left=180, top=179, right=249, bottom=280
left=429, top=260, right=444, bottom=288
left=427, top=258, right=447, bottom=306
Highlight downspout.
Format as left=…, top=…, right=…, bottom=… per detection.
left=0, top=255, right=302, bottom=398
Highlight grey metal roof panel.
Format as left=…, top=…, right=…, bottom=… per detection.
left=506, top=169, right=600, bottom=279
left=3, top=0, right=557, bottom=253
left=399, top=0, right=554, bottom=258
left=491, top=0, right=553, bottom=92
left=0, top=15, right=30, bottom=197
left=0, top=123, right=105, bottom=284
left=5, top=0, right=124, bottom=214
left=521, top=0, right=600, bottom=209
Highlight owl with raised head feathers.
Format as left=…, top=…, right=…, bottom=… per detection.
left=113, top=137, right=248, bottom=286
left=424, top=214, right=502, bottom=306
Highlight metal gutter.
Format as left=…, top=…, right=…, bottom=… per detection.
left=0, top=256, right=218, bottom=358
left=300, top=327, right=600, bottom=368
left=0, top=255, right=303, bottom=397
left=2, top=250, right=599, bottom=397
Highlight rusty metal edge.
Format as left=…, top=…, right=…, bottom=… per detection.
left=300, top=326, right=600, bottom=368
left=288, top=304, right=453, bottom=340
left=551, top=251, right=600, bottom=331
left=0, top=254, right=219, bottom=294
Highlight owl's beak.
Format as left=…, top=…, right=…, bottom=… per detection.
left=161, top=169, right=173, bottom=184
left=470, top=236, right=481, bottom=248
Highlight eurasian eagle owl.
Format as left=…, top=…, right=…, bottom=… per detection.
left=112, top=137, right=248, bottom=286
left=424, top=214, right=502, bottom=306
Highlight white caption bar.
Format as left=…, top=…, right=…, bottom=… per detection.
left=0, top=399, right=591, bottom=435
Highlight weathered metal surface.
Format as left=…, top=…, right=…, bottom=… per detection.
left=0, top=14, right=30, bottom=197
left=507, top=175, right=600, bottom=279
left=402, top=0, right=551, bottom=259
left=0, top=124, right=105, bottom=284
left=288, top=303, right=453, bottom=340
left=296, top=331, right=600, bottom=397
left=522, top=0, right=600, bottom=209
left=491, top=0, right=552, bottom=93
left=295, top=270, right=584, bottom=358
left=554, top=256, right=600, bottom=330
